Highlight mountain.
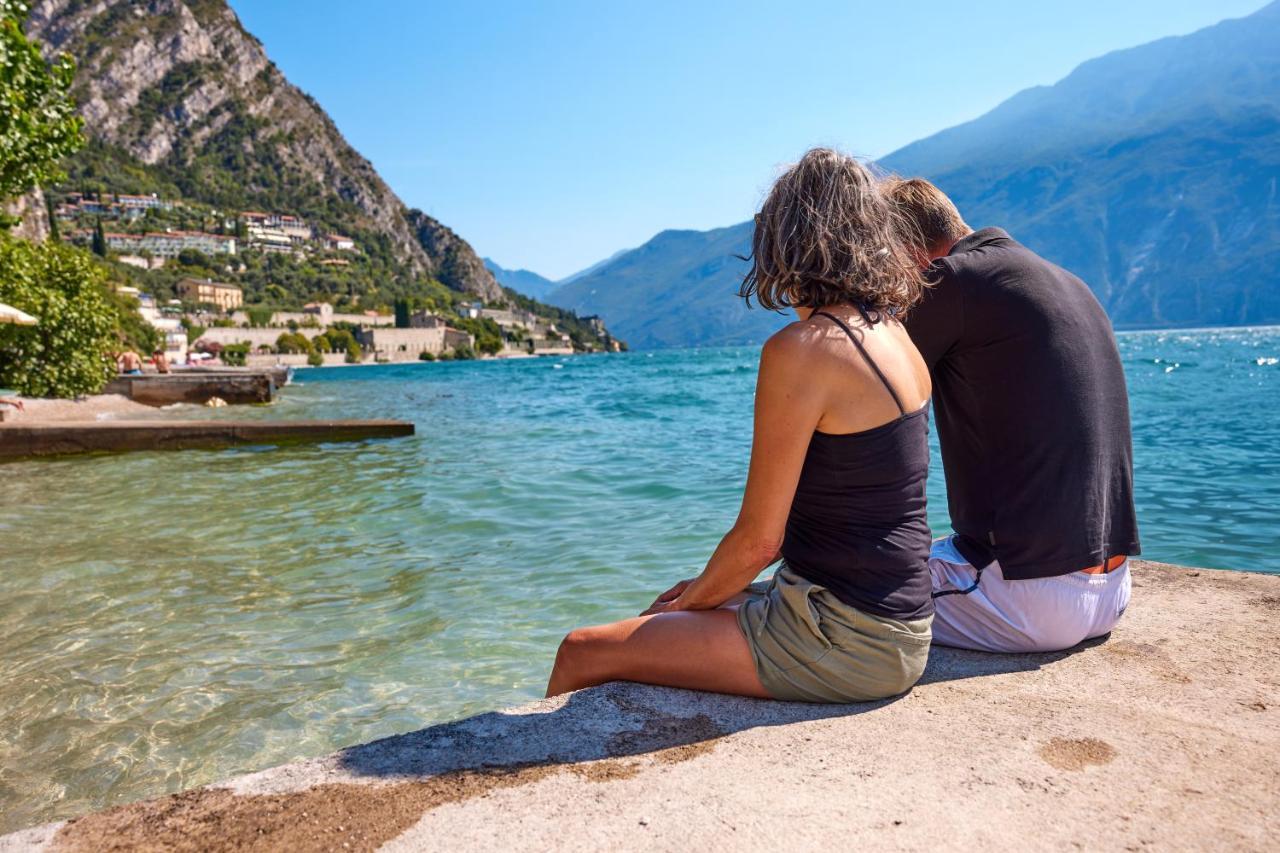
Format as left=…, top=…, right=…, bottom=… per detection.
left=553, top=2, right=1280, bottom=347
left=26, top=0, right=503, bottom=303
left=548, top=225, right=781, bottom=349
left=483, top=258, right=559, bottom=301
left=557, top=248, right=633, bottom=286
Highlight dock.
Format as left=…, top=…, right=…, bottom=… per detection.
left=0, top=419, right=414, bottom=458
left=1, top=561, right=1276, bottom=851
left=103, top=367, right=291, bottom=406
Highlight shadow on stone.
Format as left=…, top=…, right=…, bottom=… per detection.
left=918, top=634, right=1110, bottom=685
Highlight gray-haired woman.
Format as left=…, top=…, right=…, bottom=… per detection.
left=547, top=148, right=935, bottom=702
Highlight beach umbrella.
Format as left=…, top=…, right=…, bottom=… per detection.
left=0, top=303, right=37, bottom=325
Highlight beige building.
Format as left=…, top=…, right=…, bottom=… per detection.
left=356, top=326, right=474, bottom=361
left=177, top=278, right=244, bottom=311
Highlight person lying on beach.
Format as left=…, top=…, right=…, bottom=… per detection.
left=117, top=350, right=143, bottom=375
left=547, top=149, right=935, bottom=702
left=885, top=177, right=1140, bottom=653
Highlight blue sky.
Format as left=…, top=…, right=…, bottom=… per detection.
left=230, top=1, right=1267, bottom=279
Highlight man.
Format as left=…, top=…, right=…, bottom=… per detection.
left=117, top=350, right=143, bottom=375
left=886, top=178, right=1139, bottom=653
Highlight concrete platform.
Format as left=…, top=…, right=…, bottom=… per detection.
left=0, top=420, right=414, bottom=458
left=2, top=561, right=1277, bottom=852
left=103, top=369, right=288, bottom=406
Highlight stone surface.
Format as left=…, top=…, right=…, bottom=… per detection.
left=0, top=419, right=414, bottom=458
left=102, top=372, right=277, bottom=406
left=1, top=562, right=1277, bottom=851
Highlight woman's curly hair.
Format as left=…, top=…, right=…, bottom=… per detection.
left=740, top=148, right=927, bottom=315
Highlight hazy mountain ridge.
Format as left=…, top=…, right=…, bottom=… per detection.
left=556, top=2, right=1280, bottom=347
left=483, top=258, right=559, bottom=301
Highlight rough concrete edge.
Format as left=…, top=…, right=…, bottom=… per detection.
left=3, top=560, right=1276, bottom=847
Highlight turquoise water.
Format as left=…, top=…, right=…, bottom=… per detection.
left=1, top=326, right=1278, bottom=830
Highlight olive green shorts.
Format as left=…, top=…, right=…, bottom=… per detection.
left=736, top=565, right=932, bottom=703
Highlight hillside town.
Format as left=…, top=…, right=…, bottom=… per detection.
left=46, top=189, right=622, bottom=368
left=125, top=276, right=617, bottom=370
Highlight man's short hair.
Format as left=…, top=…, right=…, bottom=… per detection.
left=883, top=177, right=970, bottom=254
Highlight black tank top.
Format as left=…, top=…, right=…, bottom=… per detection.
left=780, top=309, right=934, bottom=621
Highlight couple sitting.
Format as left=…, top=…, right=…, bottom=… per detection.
left=547, top=148, right=1139, bottom=703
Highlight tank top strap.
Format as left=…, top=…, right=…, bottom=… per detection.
left=813, top=310, right=907, bottom=415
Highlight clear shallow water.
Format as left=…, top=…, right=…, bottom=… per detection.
left=1, top=326, right=1278, bottom=830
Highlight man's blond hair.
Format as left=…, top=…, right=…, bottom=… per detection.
left=883, top=177, right=970, bottom=255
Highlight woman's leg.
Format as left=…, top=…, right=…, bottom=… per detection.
left=545, top=609, right=770, bottom=698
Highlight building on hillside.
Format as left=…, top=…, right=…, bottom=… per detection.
left=101, top=230, right=237, bottom=258
left=479, top=307, right=538, bottom=330
left=177, top=278, right=243, bottom=312
left=117, top=254, right=166, bottom=270
left=245, top=224, right=293, bottom=253
left=324, top=234, right=356, bottom=252
left=355, top=326, right=474, bottom=361
left=279, top=215, right=312, bottom=244
left=302, top=302, right=335, bottom=323
left=116, top=193, right=172, bottom=211
left=408, top=310, right=447, bottom=329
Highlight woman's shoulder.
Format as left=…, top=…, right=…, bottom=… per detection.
left=763, top=316, right=828, bottom=357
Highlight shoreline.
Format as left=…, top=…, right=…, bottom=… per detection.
left=3, top=560, right=1276, bottom=850
left=1, top=393, right=166, bottom=424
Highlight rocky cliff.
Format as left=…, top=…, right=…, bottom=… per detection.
left=25, top=0, right=502, bottom=301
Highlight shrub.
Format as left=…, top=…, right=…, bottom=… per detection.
left=418, top=350, right=435, bottom=361
left=306, top=350, right=324, bottom=367
left=0, top=237, right=120, bottom=397
left=221, top=342, right=249, bottom=366
left=245, top=306, right=273, bottom=327
left=344, top=341, right=362, bottom=364
left=452, top=343, right=476, bottom=361
left=274, top=331, right=311, bottom=354
left=311, top=333, right=331, bottom=353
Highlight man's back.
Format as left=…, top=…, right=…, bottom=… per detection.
left=905, top=227, right=1140, bottom=579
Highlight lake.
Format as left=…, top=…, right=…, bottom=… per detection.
left=1, top=325, right=1277, bottom=831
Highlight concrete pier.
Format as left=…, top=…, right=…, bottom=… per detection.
left=0, top=419, right=414, bottom=458
left=1, top=561, right=1276, bottom=851
left=103, top=368, right=289, bottom=406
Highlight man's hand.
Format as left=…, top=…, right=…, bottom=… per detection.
left=641, top=578, right=694, bottom=616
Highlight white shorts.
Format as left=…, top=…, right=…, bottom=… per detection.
left=928, top=536, right=1131, bottom=653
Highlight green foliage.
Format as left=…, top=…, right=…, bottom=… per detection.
left=306, top=350, right=323, bottom=367
left=107, top=288, right=160, bottom=354
left=245, top=306, right=273, bottom=327
left=0, top=236, right=120, bottom=397
left=91, top=217, right=106, bottom=256
left=311, top=333, right=331, bottom=352
left=274, top=331, right=311, bottom=354
left=221, top=341, right=249, bottom=366
left=451, top=343, right=476, bottom=361
left=343, top=340, right=361, bottom=364
left=451, top=316, right=502, bottom=355
left=418, top=350, right=435, bottom=362
left=324, top=326, right=356, bottom=352
left=182, top=319, right=206, bottom=345
left=0, top=0, right=84, bottom=207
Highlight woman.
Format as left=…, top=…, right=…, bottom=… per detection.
left=546, top=148, right=934, bottom=702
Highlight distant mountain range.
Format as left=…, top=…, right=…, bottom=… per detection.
left=546, top=1, right=1280, bottom=348
left=482, top=259, right=559, bottom=301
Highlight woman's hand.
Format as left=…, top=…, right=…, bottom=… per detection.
left=641, top=578, right=693, bottom=616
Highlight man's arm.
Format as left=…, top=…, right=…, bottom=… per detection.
left=903, top=261, right=963, bottom=370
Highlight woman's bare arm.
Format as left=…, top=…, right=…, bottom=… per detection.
left=643, top=328, right=826, bottom=613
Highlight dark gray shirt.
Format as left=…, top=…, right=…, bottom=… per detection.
left=904, top=228, right=1140, bottom=579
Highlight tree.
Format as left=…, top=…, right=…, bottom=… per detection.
left=0, top=237, right=120, bottom=397
left=394, top=298, right=410, bottom=328
left=91, top=217, right=106, bottom=256
left=0, top=0, right=83, bottom=212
